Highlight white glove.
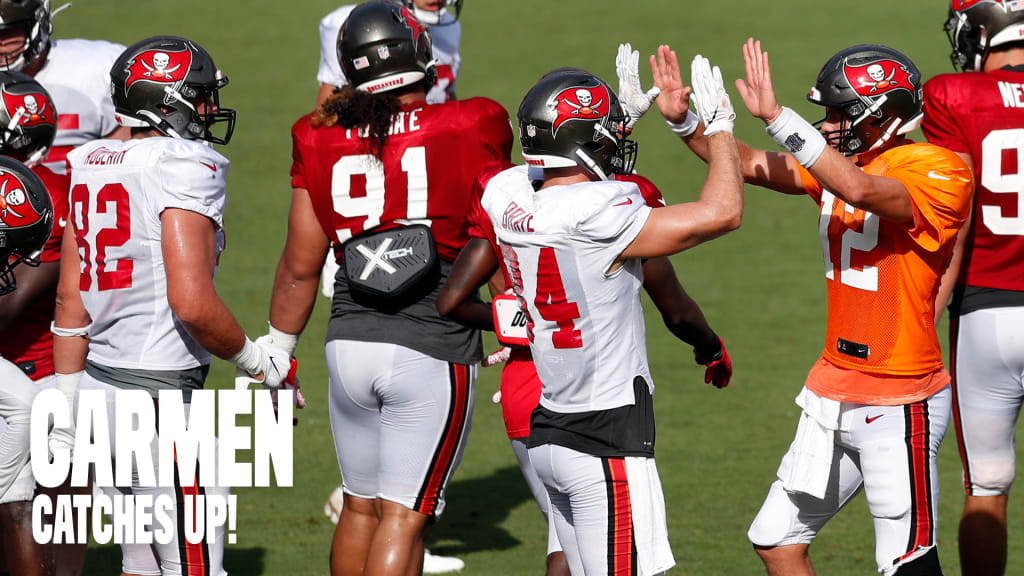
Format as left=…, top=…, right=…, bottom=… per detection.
left=482, top=346, right=512, bottom=368
left=690, top=55, right=736, bottom=136
left=617, top=43, right=661, bottom=130
left=254, top=335, right=291, bottom=389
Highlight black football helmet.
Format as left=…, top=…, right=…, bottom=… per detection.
left=339, top=0, right=436, bottom=94
left=0, top=155, right=52, bottom=295
left=518, top=70, right=636, bottom=180
left=0, top=0, right=51, bottom=73
left=806, top=44, right=923, bottom=156
left=110, top=36, right=236, bottom=145
left=946, top=0, right=1024, bottom=71
left=0, top=71, right=54, bottom=165
left=401, top=0, right=463, bottom=26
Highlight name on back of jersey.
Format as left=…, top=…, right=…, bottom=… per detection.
left=343, top=109, right=422, bottom=140
left=997, top=81, right=1024, bottom=108
left=502, top=201, right=534, bottom=233
left=84, top=147, right=127, bottom=166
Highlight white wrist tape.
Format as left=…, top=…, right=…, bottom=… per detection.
left=766, top=107, right=827, bottom=168
left=55, top=371, right=83, bottom=416
left=230, top=337, right=264, bottom=376
left=50, top=322, right=91, bottom=338
left=665, top=111, right=700, bottom=137
left=268, top=323, right=299, bottom=357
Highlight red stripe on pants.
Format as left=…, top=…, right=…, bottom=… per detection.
left=415, top=363, right=470, bottom=516
left=606, top=458, right=634, bottom=575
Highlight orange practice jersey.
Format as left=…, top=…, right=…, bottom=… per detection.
left=797, top=143, right=972, bottom=404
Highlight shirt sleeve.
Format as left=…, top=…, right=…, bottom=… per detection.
left=37, top=169, right=69, bottom=263
left=922, top=77, right=970, bottom=154
left=617, top=174, right=666, bottom=207
left=796, top=164, right=825, bottom=203
left=156, top=148, right=229, bottom=229
left=317, top=12, right=348, bottom=87
left=477, top=101, right=514, bottom=164
left=290, top=122, right=309, bottom=190
left=574, top=182, right=652, bottom=274
left=886, top=147, right=973, bottom=252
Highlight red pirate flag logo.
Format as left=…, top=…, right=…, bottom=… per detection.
left=550, top=83, right=610, bottom=136
left=951, top=0, right=989, bottom=9
left=0, top=169, right=39, bottom=229
left=844, top=59, right=914, bottom=98
left=398, top=6, right=428, bottom=50
left=0, top=87, right=54, bottom=128
left=124, top=48, right=193, bottom=92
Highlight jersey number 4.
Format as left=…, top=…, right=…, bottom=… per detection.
left=506, top=246, right=583, bottom=349
left=330, top=147, right=429, bottom=242
left=71, top=183, right=133, bottom=291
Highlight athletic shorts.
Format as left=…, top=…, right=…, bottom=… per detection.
left=500, top=348, right=542, bottom=439
left=529, top=443, right=674, bottom=576
left=79, top=373, right=228, bottom=576
left=326, top=339, right=475, bottom=518
left=950, top=306, right=1024, bottom=496
left=0, top=358, right=38, bottom=504
left=748, top=386, right=950, bottom=575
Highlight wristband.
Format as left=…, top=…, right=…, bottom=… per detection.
left=766, top=106, right=827, bottom=168
left=268, top=323, right=299, bottom=357
left=229, top=337, right=264, bottom=376
left=55, top=370, right=84, bottom=418
left=665, top=110, right=700, bottom=137
left=50, top=322, right=91, bottom=338
left=695, top=333, right=723, bottom=365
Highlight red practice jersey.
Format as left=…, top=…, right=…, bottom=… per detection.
left=291, top=97, right=513, bottom=262
left=467, top=167, right=666, bottom=438
left=924, top=70, right=1024, bottom=291
left=0, top=164, right=69, bottom=380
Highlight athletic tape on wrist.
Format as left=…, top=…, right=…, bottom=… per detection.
left=50, top=321, right=91, bottom=338
left=665, top=110, right=700, bottom=137
left=268, top=323, right=299, bottom=357
left=230, top=337, right=264, bottom=376
left=766, top=106, right=827, bottom=168
left=55, top=370, right=84, bottom=405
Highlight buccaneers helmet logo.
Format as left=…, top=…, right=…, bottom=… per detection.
left=550, top=83, right=610, bottom=136
left=951, top=0, right=990, bottom=10
left=0, top=87, right=53, bottom=128
left=844, top=59, right=914, bottom=98
left=0, top=170, right=38, bottom=229
left=398, top=6, right=428, bottom=50
left=124, top=48, right=193, bottom=91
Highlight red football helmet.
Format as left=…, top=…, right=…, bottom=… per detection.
left=946, top=0, right=1024, bottom=71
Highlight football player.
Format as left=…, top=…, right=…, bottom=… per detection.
left=51, top=36, right=290, bottom=576
left=657, top=39, right=972, bottom=575
left=0, top=154, right=54, bottom=576
left=923, top=2, right=1024, bottom=575
left=0, top=72, right=66, bottom=576
left=463, top=52, right=741, bottom=574
left=266, top=3, right=511, bottom=575
left=316, top=0, right=463, bottom=107
left=0, top=0, right=128, bottom=175
left=436, top=59, right=732, bottom=576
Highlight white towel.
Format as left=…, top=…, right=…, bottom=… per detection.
left=777, top=387, right=841, bottom=499
left=626, top=457, right=675, bottom=576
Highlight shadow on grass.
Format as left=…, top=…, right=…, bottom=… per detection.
left=428, top=465, right=532, bottom=556
left=79, top=543, right=266, bottom=575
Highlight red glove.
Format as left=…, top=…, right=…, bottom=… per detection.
left=272, top=358, right=306, bottom=426
left=695, top=337, right=732, bottom=389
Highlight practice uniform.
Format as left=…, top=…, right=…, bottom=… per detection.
left=68, top=138, right=230, bottom=576
left=480, top=166, right=674, bottom=576
left=291, top=96, right=511, bottom=517
left=468, top=167, right=667, bottom=560
left=923, top=69, right=1024, bottom=498
left=318, top=5, right=461, bottom=104
left=747, top=143, right=973, bottom=574
left=0, top=165, right=68, bottom=503
left=35, top=38, right=124, bottom=174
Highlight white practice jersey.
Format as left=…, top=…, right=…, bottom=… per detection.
left=317, top=4, right=462, bottom=104
left=35, top=38, right=125, bottom=172
left=68, top=138, right=229, bottom=371
left=481, top=166, right=654, bottom=413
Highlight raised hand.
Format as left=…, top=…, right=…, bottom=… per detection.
left=690, top=55, right=736, bottom=136
left=735, top=38, right=783, bottom=124
left=649, top=45, right=692, bottom=124
left=617, top=42, right=661, bottom=130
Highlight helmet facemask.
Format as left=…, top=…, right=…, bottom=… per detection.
left=946, top=8, right=986, bottom=71
left=403, top=0, right=463, bottom=26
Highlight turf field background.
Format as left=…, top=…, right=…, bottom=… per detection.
left=61, top=1, right=1019, bottom=574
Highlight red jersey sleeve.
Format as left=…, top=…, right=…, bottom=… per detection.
left=475, top=99, right=514, bottom=166
left=615, top=173, right=666, bottom=208
left=33, top=165, right=69, bottom=263
left=290, top=116, right=312, bottom=190
left=922, top=75, right=971, bottom=154
left=468, top=162, right=513, bottom=241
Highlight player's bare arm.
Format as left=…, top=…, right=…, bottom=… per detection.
left=0, top=261, right=58, bottom=332
left=737, top=38, right=914, bottom=222
left=650, top=44, right=806, bottom=195
left=53, top=223, right=90, bottom=375
left=162, top=209, right=251, bottom=362
left=934, top=151, right=974, bottom=324
left=436, top=237, right=497, bottom=331
left=269, top=187, right=330, bottom=335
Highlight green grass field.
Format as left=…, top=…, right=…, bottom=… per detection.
left=59, top=1, right=1023, bottom=574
